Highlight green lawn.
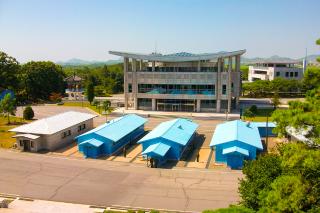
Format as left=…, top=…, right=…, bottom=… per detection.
left=0, top=116, right=27, bottom=148
left=242, top=108, right=279, bottom=122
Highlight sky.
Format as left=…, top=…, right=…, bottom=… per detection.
left=0, top=0, right=319, bottom=63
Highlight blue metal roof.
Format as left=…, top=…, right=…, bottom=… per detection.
left=138, top=118, right=198, bottom=146
left=249, top=122, right=276, bottom=128
left=222, top=146, right=249, bottom=156
left=141, top=142, right=171, bottom=157
left=79, top=138, right=104, bottom=147
left=77, top=114, right=147, bottom=142
left=210, top=120, right=263, bottom=149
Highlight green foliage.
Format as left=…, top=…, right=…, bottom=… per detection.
left=249, top=105, right=258, bottom=115
left=21, top=61, right=65, bottom=101
left=240, top=65, right=249, bottom=80
left=243, top=108, right=254, bottom=118
left=86, top=80, right=95, bottom=104
left=0, top=51, right=20, bottom=91
left=239, top=154, right=282, bottom=210
left=239, top=143, right=320, bottom=212
left=316, top=39, right=320, bottom=63
left=63, top=64, right=123, bottom=95
left=242, top=78, right=304, bottom=98
left=0, top=93, right=16, bottom=124
left=272, top=88, right=320, bottom=145
left=304, top=66, right=320, bottom=90
left=271, top=92, right=280, bottom=109
left=203, top=206, right=255, bottom=213
left=23, top=106, right=34, bottom=120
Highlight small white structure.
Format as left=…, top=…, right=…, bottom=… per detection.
left=248, top=61, right=303, bottom=82
left=10, top=111, right=97, bottom=152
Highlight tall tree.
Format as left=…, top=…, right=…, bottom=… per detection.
left=86, top=82, right=95, bottom=104
left=0, top=93, right=16, bottom=124
left=0, top=51, right=20, bottom=91
left=102, top=100, right=112, bottom=122
left=21, top=61, right=65, bottom=100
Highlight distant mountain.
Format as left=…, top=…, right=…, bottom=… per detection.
left=57, top=58, right=123, bottom=66
left=242, top=55, right=320, bottom=64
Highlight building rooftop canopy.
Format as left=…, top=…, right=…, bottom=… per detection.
left=77, top=114, right=147, bottom=142
left=109, top=50, right=246, bottom=62
left=210, top=120, right=263, bottom=149
left=138, top=118, right=199, bottom=146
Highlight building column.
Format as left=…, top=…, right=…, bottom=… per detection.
left=152, top=99, right=156, bottom=111
left=196, top=99, right=201, bottom=112
left=216, top=58, right=221, bottom=113
left=123, top=57, right=129, bottom=110
left=132, top=59, right=138, bottom=110
left=227, top=57, right=232, bottom=113
left=140, top=60, right=143, bottom=71
left=197, top=60, right=201, bottom=72
left=152, top=61, right=155, bottom=72
left=236, top=55, right=241, bottom=102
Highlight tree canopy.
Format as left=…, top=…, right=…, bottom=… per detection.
left=0, top=51, right=20, bottom=91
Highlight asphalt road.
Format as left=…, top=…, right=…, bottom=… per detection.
left=0, top=150, right=242, bottom=212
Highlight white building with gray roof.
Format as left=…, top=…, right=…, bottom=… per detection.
left=9, top=111, right=97, bottom=152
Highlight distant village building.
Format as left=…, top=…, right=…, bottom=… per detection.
left=109, top=50, right=246, bottom=113
left=65, top=74, right=84, bottom=100
left=10, top=111, right=96, bottom=152
left=76, top=114, right=147, bottom=158
left=248, top=61, right=303, bottom=82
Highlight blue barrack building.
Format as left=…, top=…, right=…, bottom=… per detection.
left=76, top=114, right=147, bottom=158
left=210, top=120, right=276, bottom=169
left=138, top=118, right=198, bottom=165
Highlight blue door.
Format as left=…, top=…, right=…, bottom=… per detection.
left=227, top=155, right=244, bottom=169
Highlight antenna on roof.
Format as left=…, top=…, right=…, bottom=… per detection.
left=154, top=41, right=157, bottom=54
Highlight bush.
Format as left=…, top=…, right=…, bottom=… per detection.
left=23, top=106, right=34, bottom=120
left=248, top=105, right=258, bottom=115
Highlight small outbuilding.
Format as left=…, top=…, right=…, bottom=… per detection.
left=138, top=118, right=199, bottom=165
left=210, top=120, right=265, bottom=169
left=76, top=114, right=147, bottom=158
left=10, top=111, right=97, bottom=152
left=249, top=122, right=276, bottom=137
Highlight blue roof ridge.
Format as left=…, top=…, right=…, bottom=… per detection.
left=162, top=118, right=183, bottom=138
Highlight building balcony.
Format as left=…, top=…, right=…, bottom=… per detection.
left=65, top=88, right=84, bottom=93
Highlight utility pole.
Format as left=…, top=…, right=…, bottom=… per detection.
left=266, top=116, right=269, bottom=151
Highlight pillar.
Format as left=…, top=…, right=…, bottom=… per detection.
left=236, top=55, right=241, bottom=99
left=227, top=57, right=232, bottom=113
left=132, top=59, right=138, bottom=110
left=197, top=60, right=201, bottom=72
left=152, top=99, right=156, bottom=111
left=216, top=58, right=221, bottom=113
left=196, top=99, right=201, bottom=112
left=152, top=61, right=155, bottom=72
left=123, top=57, right=129, bottom=109
left=140, top=60, right=143, bottom=71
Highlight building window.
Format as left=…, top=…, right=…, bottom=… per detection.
left=276, top=72, right=280, bottom=77
left=78, top=124, right=86, bottom=132
left=82, top=124, right=86, bottom=129
left=290, top=72, right=294, bottom=77
left=68, top=130, right=71, bottom=136
left=30, top=141, right=34, bottom=148
left=128, top=84, right=132, bottom=93
left=222, top=85, right=227, bottom=95
left=295, top=72, right=298, bottom=77
left=285, top=72, right=289, bottom=77
left=19, top=140, right=23, bottom=146
left=62, top=130, right=71, bottom=139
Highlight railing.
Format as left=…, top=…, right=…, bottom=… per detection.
left=138, top=88, right=215, bottom=95
left=138, top=67, right=218, bottom=72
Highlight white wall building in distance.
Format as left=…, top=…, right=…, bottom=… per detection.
left=248, top=61, right=303, bottom=82
left=9, top=111, right=97, bottom=152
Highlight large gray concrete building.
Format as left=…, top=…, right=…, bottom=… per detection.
left=109, top=50, right=246, bottom=113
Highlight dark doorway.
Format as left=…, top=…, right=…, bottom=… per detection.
left=23, top=140, right=31, bottom=151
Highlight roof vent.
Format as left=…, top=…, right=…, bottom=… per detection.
left=178, top=125, right=183, bottom=130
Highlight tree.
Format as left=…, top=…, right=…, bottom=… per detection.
left=0, top=51, right=20, bottom=91
left=21, top=61, right=65, bottom=101
left=271, top=92, right=280, bottom=109
left=0, top=93, right=16, bottom=124
left=304, top=66, right=320, bottom=90
left=23, top=106, right=34, bottom=120
left=86, top=75, right=95, bottom=104
left=249, top=105, right=258, bottom=115
left=243, top=108, right=254, bottom=119
left=102, top=100, right=112, bottom=122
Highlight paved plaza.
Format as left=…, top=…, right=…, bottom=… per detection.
left=0, top=150, right=242, bottom=212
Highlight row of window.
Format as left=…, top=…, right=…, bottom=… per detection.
left=19, top=140, right=34, bottom=148
left=62, top=130, right=71, bottom=139
left=138, top=67, right=219, bottom=72
left=284, top=72, right=298, bottom=77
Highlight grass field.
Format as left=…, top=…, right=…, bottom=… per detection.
left=59, top=101, right=102, bottom=114
left=242, top=108, right=277, bottom=122
left=0, top=116, right=27, bottom=148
